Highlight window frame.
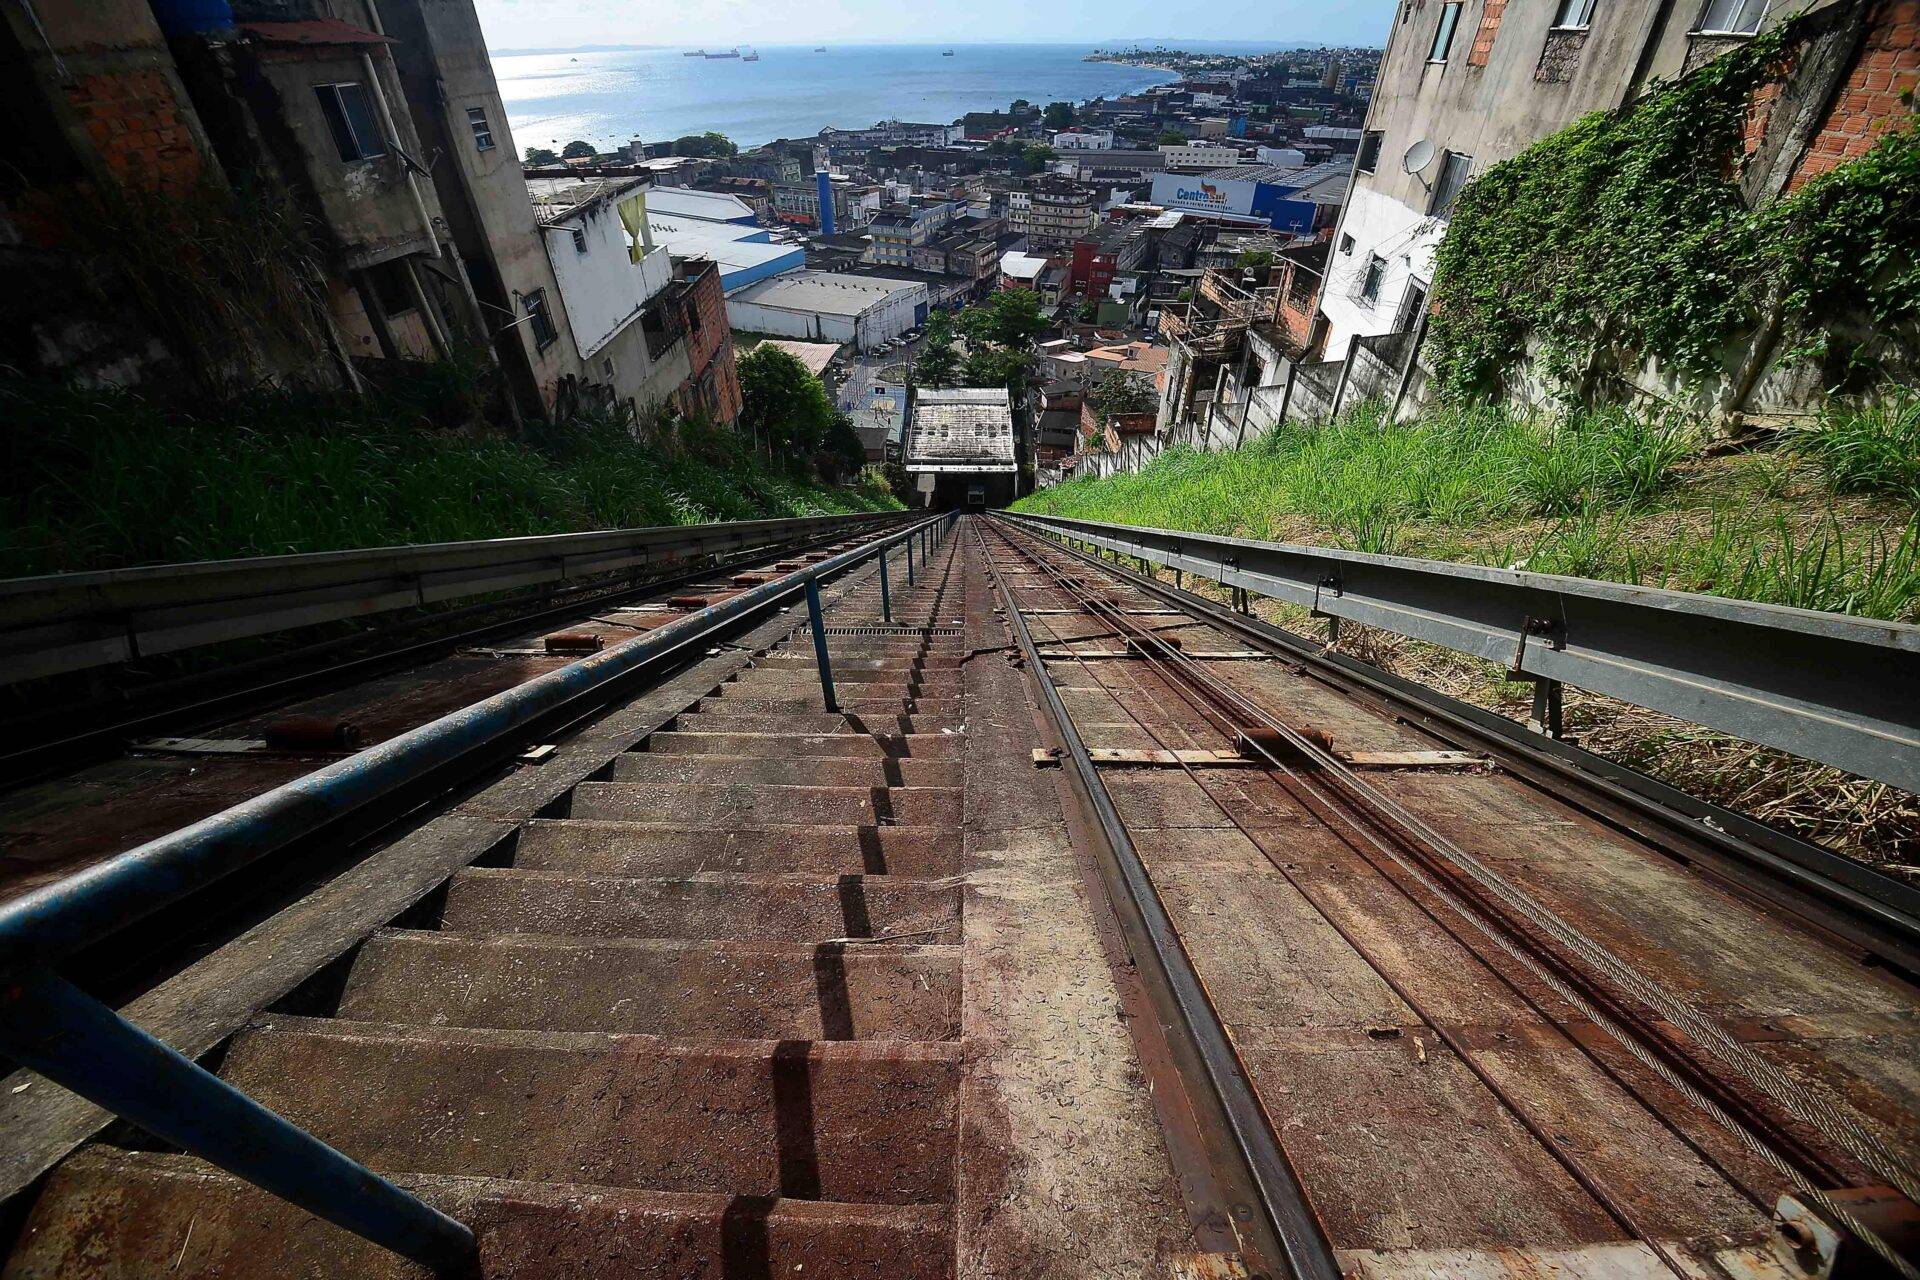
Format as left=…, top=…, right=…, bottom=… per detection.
left=1696, top=0, right=1766, bottom=34
left=523, top=288, right=559, bottom=351
left=1359, top=253, right=1387, bottom=305
left=1428, top=2, right=1464, bottom=62
left=1428, top=150, right=1473, bottom=217
left=1551, top=0, right=1598, bottom=28
left=1339, top=233, right=1356, bottom=255
left=570, top=225, right=589, bottom=255
left=1356, top=129, right=1383, bottom=174
left=466, top=105, right=495, bottom=152
left=314, top=82, right=386, bottom=164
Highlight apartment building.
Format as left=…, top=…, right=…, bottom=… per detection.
left=1025, top=178, right=1096, bottom=251
left=1321, top=0, right=1916, bottom=360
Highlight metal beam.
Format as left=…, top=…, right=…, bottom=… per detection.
left=1006, top=513, right=1920, bottom=795
left=0, top=513, right=902, bottom=686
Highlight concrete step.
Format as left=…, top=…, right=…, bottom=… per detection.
left=570, top=781, right=963, bottom=828
left=440, top=867, right=961, bottom=943
left=725, top=673, right=962, bottom=699
left=219, top=1018, right=961, bottom=1204
left=8, top=1150, right=954, bottom=1279
left=672, top=711, right=958, bottom=735
left=756, top=655, right=964, bottom=671
left=645, top=730, right=963, bottom=760
left=609, top=751, right=962, bottom=789
left=698, top=694, right=962, bottom=717
left=338, top=930, right=962, bottom=1040
left=513, top=820, right=961, bottom=878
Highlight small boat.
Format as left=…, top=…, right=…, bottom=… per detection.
left=813, top=45, right=827, bottom=51
left=942, top=48, right=954, bottom=55
left=742, top=47, right=760, bottom=60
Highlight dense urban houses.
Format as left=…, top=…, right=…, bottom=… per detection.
left=1322, top=0, right=1920, bottom=361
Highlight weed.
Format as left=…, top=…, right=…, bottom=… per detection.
left=1797, top=390, right=1920, bottom=504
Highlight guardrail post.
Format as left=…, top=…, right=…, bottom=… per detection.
left=878, top=550, right=892, bottom=624
left=1531, top=679, right=1564, bottom=739
left=0, top=966, right=476, bottom=1274
left=906, top=536, right=916, bottom=587
left=804, top=579, right=838, bottom=713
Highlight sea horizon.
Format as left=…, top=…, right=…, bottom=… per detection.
left=490, top=41, right=1288, bottom=154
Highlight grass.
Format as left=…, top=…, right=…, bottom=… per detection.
left=0, top=374, right=900, bottom=577
left=1015, top=397, right=1920, bottom=623
left=1014, top=395, right=1920, bottom=868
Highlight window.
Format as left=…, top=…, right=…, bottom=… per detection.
left=602, top=356, right=616, bottom=379
left=467, top=106, right=495, bottom=151
left=314, top=83, right=385, bottom=163
left=1339, top=233, right=1356, bottom=254
left=1429, top=150, right=1473, bottom=216
left=1356, top=130, right=1383, bottom=174
left=1553, top=0, right=1597, bottom=26
left=1359, top=254, right=1387, bottom=305
left=1698, top=0, right=1766, bottom=33
left=570, top=225, right=589, bottom=254
left=1428, top=2, right=1464, bottom=61
left=523, top=288, right=557, bottom=350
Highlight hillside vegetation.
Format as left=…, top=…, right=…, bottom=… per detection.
left=0, top=373, right=898, bottom=578
left=1013, top=397, right=1920, bottom=868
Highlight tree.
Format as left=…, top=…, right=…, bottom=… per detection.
left=1089, top=371, right=1157, bottom=424
left=1042, top=101, right=1075, bottom=130
left=1157, top=129, right=1187, bottom=145
left=1018, top=144, right=1056, bottom=175
left=961, top=345, right=1031, bottom=399
left=1009, top=98, right=1035, bottom=118
left=819, top=412, right=867, bottom=482
left=957, top=290, right=1047, bottom=351
left=560, top=140, right=597, bottom=159
left=673, top=131, right=738, bottom=159
left=1237, top=249, right=1276, bottom=269
left=738, top=345, right=833, bottom=460
left=524, top=147, right=559, bottom=166
left=913, top=311, right=960, bottom=388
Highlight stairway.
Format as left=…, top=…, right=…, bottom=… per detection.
left=6, top=535, right=971, bottom=1278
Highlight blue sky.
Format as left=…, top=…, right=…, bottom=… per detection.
left=473, top=0, right=1397, bottom=53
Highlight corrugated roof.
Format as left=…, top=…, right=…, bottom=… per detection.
left=905, top=388, right=1017, bottom=473
left=728, top=270, right=924, bottom=318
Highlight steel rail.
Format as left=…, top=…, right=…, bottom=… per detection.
left=992, top=518, right=1920, bottom=1279
left=1005, top=513, right=1920, bottom=797
left=973, top=519, right=1344, bottom=1280
left=0, top=512, right=946, bottom=1273
left=1031, top=530, right=1920, bottom=971
left=0, top=512, right=905, bottom=686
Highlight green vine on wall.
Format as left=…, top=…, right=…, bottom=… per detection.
left=1426, top=23, right=1920, bottom=403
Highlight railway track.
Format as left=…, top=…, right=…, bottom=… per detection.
left=0, top=513, right=1915, bottom=1278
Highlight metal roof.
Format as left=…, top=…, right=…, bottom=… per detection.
left=904, top=388, right=1018, bottom=473
left=727, top=270, right=925, bottom=318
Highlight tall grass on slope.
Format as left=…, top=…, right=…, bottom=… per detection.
left=1014, top=400, right=1918, bottom=622
left=0, top=378, right=898, bottom=577
left=1795, top=389, right=1920, bottom=505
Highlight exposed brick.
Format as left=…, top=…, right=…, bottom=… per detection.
left=1467, top=0, right=1507, bottom=68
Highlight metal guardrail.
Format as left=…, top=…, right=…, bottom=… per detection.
left=1007, top=513, right=1920, bottom=796
left=0, top=513, right=953, bottom=1274
left=0, top=513, right=904, bottom=686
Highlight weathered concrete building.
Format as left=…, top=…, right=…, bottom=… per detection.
left=904, top=387, right=1019, bottom=508
left=1322, top=0, right=1919, bottom=361
left=527, top=176, right=688, bottom=418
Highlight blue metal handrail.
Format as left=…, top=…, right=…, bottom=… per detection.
left=0, top=511, right=954, bottom=1273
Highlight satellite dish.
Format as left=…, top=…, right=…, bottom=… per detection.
left=1403, top=140, right=1436, bottom=176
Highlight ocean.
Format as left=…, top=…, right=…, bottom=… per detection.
left=490, top=43, right=1217, bottom=154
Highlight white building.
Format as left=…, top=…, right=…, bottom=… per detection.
left=1006, top=190, right=1031, bottom=237
left=1159, top=142, right=1240, bottom=172
left=725, top=270, right=929, bottom=351
left=1257, top=146, right=1307, bottom=168
left=526, top=177, right=687, bottom=412
left=1052, top=129, right=1115, bottom=151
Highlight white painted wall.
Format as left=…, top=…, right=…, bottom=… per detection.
left=1317, top=182, right=1440, bottom=362
left=1053, top=129, right=1114, bottom=150
left=725, top=282, right=927, bottom=352
left=541, top=201, right=673, bottom=360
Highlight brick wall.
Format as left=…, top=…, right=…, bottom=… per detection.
left=1790, top=0, right=1920, bottom=189
left=62, top=68, right=203, bottom=191
left=1467, top=0, right=1506, bottom=68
